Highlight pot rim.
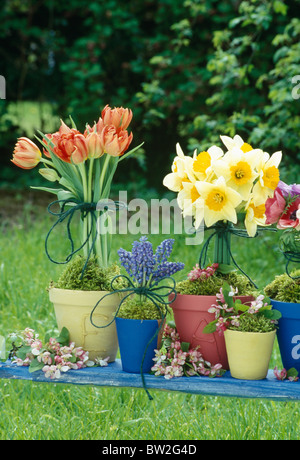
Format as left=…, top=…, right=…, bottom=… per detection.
left=224, top=329, right=276, bottom=337
left=271, top=298, right=299, bottom=308
left=171, top=292, right=254, bottom=300
left=49, top=286, right=113, bottom=295
left=116, top=317, right=162, bottom=323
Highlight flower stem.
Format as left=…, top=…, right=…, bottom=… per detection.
left=213, top=230, right=231, bottom=266
left=78, top=162, right=89, bottom=259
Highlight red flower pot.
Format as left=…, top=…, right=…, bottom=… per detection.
left=170, top=293, right=254, bottom=370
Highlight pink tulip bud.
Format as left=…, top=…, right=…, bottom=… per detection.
left=11, top=137, right=42, bottom=169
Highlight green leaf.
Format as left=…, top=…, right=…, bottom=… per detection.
left=262, top=309, right=282, bottom=320
left=203, top=321, right=217, bottom=334
left=30, top=186, right=64, bottom=196
left=217, top=264, right=237, bottom=274
left=16, top=346, right=31, bottom=360
left=56, top=327, right=70, bottom=346
left=29, top=358, right=44, bottom=374
left=181, top=342, right=190, bottom=352
left=287, top=368, right=299, bottom=379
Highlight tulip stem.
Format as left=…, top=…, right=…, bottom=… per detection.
left=78, top=162, right=89, bottom=260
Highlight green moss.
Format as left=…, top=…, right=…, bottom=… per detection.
left=176, top=272, right=255, bottom=296
left=54, top=255, right=122, bottom=292
left=228, top=314, right=276, bottom=333
left=117, top=294, right=166, bottom=320
left=264, top=270, right=300, bottom=303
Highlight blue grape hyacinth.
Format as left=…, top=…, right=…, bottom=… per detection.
left=117, top=236, right=184, bottom=286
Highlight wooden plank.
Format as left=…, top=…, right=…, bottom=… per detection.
left=0, top=359, right=300, bottom=401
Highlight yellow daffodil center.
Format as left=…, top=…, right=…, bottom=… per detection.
left=263, top=165, right=280, bottom=190
left=190, top=185, right=200, bottom=202
left=206, top=190, right=226, bottom=211
left=230, top=161, right=252, bottom=185
left=249, top=202, right=265, bottom=219
left=193, top=151, right=211, bottom=174
left=241, top=142, right=253, bottom=153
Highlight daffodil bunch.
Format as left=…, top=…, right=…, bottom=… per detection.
left=11, top=104, right=142, bottom=269
left=163, top=134, right=282, bottom=271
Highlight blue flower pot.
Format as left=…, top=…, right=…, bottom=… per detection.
left=115, top=317, right=162, bottom=373
left=271, top=299, right=300, bottom=372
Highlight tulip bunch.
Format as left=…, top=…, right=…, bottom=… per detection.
left=11, top=105, right=141, bottom=268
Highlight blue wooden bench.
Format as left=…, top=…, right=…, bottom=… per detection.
left=1, top=359, right=300, bottom=401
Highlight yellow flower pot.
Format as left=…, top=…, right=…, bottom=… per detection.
left=224, top=329, right=276, bottom=380
left=49, top=287, right=120, bottom=362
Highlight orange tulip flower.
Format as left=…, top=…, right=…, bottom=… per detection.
left=86, top=131, right=104, bottom=159
left=11, top=137, right=42, bottom=169
left=101, top=125, right=133, bottom=156
left=102, top=104, right=133, bottom=130
left=53, top=130, right=88, bottom=164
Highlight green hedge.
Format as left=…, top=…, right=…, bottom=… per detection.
left=1, top=0, right=300, bottom=190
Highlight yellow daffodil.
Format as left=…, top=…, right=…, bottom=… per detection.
left=163, top=143, right=194, bottom=192
left=212, top=147, right=263, bottom=201
left=220, top=134, right=254, bottom=153
left=244, top=197, right=266, bottom=237
left=188, top=145, right=223, bottom=181
left=252, top=150, right=282, bottom=206
left=195, top=176, right=243, bottom=227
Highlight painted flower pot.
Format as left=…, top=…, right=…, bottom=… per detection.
left=49, top=287, right=120, bottom=362
left=116, top=317, right=163, bottom=373
left=224, top=329, right=276, bottom=380
left=170, top=293, right=254, bottom=369
left=271, top=299, right=300, bottom=372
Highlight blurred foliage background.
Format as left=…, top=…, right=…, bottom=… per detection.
left=0, top=0, right=299, bottom=195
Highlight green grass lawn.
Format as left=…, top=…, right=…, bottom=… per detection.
left=0, top=195, right=299, bottom=441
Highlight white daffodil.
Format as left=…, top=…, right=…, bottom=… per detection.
left=220, top=134, right=254, bottom=153
left=163, top=143, right=194, bottom=192
left=177, top=180, right=203, bottom=216
left=252, top=150, right=282, bottom=206
left=244, top=197, right=267, bottom=237
left=212, top=147, right=263, bottom=201
left=187, top=145, right=224, bottom=182
left=195, top=176, right=243, bottom=227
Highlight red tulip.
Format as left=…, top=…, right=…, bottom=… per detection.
left=278, top=198, right=300, bottom=229
left=11, top=137, right=42, bottom=169
left=102, top=104, right=133, bottom=130
left=100, top=125, right=133, bottom=157
left=265, top=188, right=286, bottom=225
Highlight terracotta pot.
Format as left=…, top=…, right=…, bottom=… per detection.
left=49, top=287, right=120, bottom=362
left=224, top=329, right=276, bottom=380
left=170, top=293, right=254, bottom=369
